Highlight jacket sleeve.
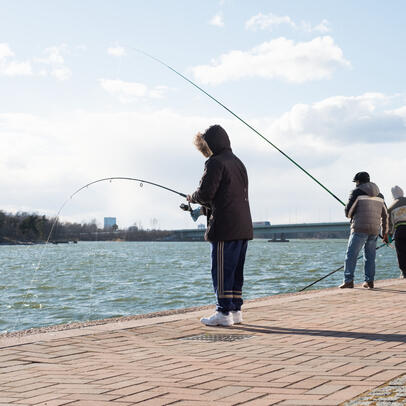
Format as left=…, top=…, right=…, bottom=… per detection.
left=345, top=189, right=360, bottom=218
left=380, top=194, right=389, bottom=235
left=191, top=158, right=223, bottom=205
left=387, top=204, right=394, bottom=234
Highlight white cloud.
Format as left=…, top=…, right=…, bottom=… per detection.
left=42, top=46, right=65, bottom=64
left=99, top=79, right=169, bottom=103
left=1, top=60, right=32, bottom=76
left=148, top=85, right=170, bottom=99
left=36, top=45, right=72, bottom=81
left=190, top=36, right=350, bottom=85
left=245, top=12, right=331, bottom=33
left=1, top=94, right=406, bottom=228
left=209, top=14, right=224, bottom=27
left=312, top=19, right=331, bottom=33
left=0, top=43, right=32, bottom=76
left=107, top=45, right=126, bottom=57
left=0, top=43, right=14, bottom=59
left=0, top=43, right=75, bottom=80
left=270, top=93, right=406, bottom=145
left=51, top=66, right=72, bottom=81
left=245, top=13, right=295, bottom=31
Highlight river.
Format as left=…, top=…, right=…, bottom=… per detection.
left=0, top=239, right=399, bottom=333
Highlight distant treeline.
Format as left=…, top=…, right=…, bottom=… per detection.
left=0, top=211, right=171, bottom=244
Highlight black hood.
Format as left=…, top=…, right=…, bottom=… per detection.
left=203, top=125, right=231, bottom=155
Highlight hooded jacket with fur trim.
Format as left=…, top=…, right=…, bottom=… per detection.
left=191, top=125, right=253, bottom=242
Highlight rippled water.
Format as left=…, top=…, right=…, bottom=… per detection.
left=0, top=239, right=399, bottom=333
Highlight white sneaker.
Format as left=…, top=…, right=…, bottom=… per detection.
left=200, top=311, right=234, bottom=326
left=231, top=310, right=243, bottom=324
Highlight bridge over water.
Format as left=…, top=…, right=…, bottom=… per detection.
left=166, top=221, right=351, bottom=241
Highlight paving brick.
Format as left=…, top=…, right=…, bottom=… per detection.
left=1, top=279, right=406, bottom=405
left=204, top=385, right=249, bottom=400
left=35, top=400, right=77, bottom=406
left=66, top=402, right=134, bottom=406
left=322, top=385, right=375, bottom=401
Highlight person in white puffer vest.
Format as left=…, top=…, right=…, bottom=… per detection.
left=340, top=172, right=388, bottom=289
left=388, top=186, right=406, bottom=278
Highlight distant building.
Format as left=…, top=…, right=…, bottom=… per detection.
left=253, top=221, right=271, bottom=228
left=197, top=224, right=206, bottom=230
left=104, top=217, right=117, bottom=230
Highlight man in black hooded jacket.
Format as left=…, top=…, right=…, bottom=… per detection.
left=187, top=125, right=253, bottom=326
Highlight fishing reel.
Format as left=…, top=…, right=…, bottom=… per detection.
left=180, top=202, right=192, bottom=212
left=180, top=202, right=202, bottom=222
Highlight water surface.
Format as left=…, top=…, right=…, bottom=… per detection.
left=0, top=239, right=399, bottom=333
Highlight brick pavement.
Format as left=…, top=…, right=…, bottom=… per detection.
left=1, top=279, right=406, bottom=405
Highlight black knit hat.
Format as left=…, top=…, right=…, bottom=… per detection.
left=352, top=172, right=370, bottom=183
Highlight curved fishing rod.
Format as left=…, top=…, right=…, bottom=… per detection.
left=70, top=177, right=187, bottom=199
left=11, top=176, right=186, bottom=332
left=299, top=242, right=390, bottom=291
left=133, top=48, right=345, bottom=207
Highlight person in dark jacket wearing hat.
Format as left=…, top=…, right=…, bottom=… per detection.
left=187, top=124, right=253, bottom=326
left=340, top=172, right=388, bottom=289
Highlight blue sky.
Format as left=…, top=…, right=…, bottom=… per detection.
left=1, top=1, right=406, bottom=229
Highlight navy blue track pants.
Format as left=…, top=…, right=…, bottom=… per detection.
left=210, top=240, right=248, bottom=314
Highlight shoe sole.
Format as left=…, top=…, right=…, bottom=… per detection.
left=200, top=322, right=234, bottom=326
left=200, top=319, right=233, bottom=327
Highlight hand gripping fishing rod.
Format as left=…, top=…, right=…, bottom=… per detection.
left=133, top=48, right=345, bottom=207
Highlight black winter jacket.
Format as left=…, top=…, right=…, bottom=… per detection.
left=191, top=125, right=253, bottom=242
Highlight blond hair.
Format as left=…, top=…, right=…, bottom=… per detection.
left=194, top=132, right=213, bottom=158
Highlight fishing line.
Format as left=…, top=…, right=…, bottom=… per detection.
left=87, top=227, right=98, bottom=321
left=132, top=48, right=345, bottom=207
left=11, top=176, right=186, bottom=332
left=11, top=199, right=71, bottom=332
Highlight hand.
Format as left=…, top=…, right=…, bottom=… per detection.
left=383, top=233, right=389, bottom=243
left=186, top=194, right=193, bottom=202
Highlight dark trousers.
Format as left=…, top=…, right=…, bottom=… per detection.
left=395, top=225, right=406, bottom=276
left=210, top=240, right=248, bottom=314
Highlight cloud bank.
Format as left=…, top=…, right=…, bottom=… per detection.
left=36, top=45, right=72, bottom=81
left=245, top=12, right=330, bottom=33
left=0, top=43, right=32, bottom=76
left=99, top=79, right=169, bottom=103
left=1, top=93, right=405, bottom=228
left=271, top=93, right=406, bottom=145
left=190, top=36, right=350, bottom=85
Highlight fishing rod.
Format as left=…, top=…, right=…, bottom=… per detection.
left=70, top=177, right=187, bottom=199
left=11, top=176, right=187, bottom=332
left=133, top=48, right=345, bottom=207
left=132, top=49, right=392, bottom=292
left=299, top=242, right=390, bottom=291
